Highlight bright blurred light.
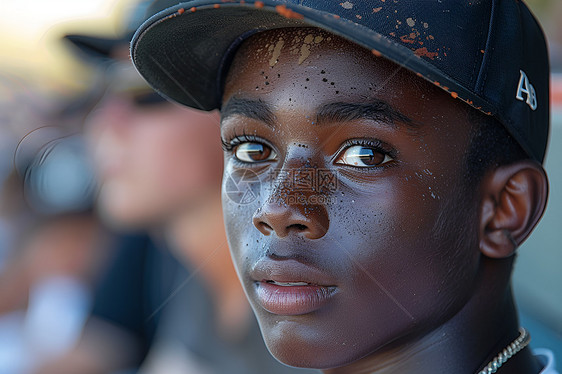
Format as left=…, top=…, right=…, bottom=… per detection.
left=0, top=0, right=133, bottom=91
left=1, top=0, right=119, bottom=37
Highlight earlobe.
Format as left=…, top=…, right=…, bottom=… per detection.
left=479, top=161, right=548, bottom=259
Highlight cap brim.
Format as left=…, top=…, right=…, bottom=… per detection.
left=131, top=0, right=494, bottom=114
left=65, top=34, right=130, bottom=63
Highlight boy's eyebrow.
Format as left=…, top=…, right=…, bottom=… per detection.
left=315, top=101, right=419, bottom=130
left=221, top=97, right=419, bottom=130
left=221, top=97, right=276, bottom=127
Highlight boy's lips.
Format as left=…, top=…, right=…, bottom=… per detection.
left=249, top=258, right=338, bottom=316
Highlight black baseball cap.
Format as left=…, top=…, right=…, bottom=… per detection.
left=65, top=0, right=182, bottom=63
left=131, top=0, right=550, bottom=162
left=64, top=1, right=184, bottom=103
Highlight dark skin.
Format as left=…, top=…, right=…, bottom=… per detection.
left=220, top=28, right=548, bottom=373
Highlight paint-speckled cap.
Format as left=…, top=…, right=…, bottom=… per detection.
left=131, top=0, right=550, bottom=162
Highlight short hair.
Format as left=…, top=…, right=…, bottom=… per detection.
left=464, top=110, right=529, bottom=186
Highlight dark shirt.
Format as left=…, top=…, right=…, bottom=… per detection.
left=90, top=233, right=316, bottom=373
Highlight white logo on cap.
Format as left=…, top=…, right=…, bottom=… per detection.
left=516, top=70, right=537, bottom=110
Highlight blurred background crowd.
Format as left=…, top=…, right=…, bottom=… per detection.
left=0, top=0, right=560, bottom=373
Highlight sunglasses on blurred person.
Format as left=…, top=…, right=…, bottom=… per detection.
left=103, top=61, right=168, bottom=108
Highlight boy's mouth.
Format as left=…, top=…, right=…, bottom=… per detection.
left=254, top=280, right=337, bottom=316
left=265, top=280, right=311, bottom=286
left=250, top=258, right=338, bottom=315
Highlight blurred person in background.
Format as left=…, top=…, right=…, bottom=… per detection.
left=34, top=1, right=315, bottom=373
left=0, top=88, right=109, bottom=374
left=0, top=208, right=106, bottom=374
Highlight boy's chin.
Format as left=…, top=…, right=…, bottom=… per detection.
left=255, top=313, right=370, bottom=370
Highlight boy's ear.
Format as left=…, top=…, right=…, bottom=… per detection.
left=479, top=160, right=548, bottom=259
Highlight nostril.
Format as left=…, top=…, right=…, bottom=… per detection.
left=290, top=224, right=308, bottom=231
left=257, top=222, right=274, bottom=235
left=252, top=203, right=329, bottom=239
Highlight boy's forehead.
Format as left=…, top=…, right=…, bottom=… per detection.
left=226, top=27, right=444, bottom=110
left=230, top=27, right=394, bottom=87
left=223, top=27, right=476, bottom=147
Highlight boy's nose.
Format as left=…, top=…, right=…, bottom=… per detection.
left=252, top=150, right=331, bottom=239
left=252, top=201, right=329, bottom=240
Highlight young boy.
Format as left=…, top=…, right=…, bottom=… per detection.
left=130, top=1, right=557, bottom=373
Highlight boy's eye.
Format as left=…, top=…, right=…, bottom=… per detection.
left=335, top=145, right=393, bottom=167
left=234, top=142, right=277, bottom=163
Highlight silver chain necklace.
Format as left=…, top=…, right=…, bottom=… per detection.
left=477, top=327, right=531, bottom=374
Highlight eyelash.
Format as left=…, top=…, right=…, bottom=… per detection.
left=221, top=131, right=263, bottom=152
left=336, top=139, right=396, bottom=162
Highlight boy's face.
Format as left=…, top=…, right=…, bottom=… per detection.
left=221, top=28, right=482, bottom=369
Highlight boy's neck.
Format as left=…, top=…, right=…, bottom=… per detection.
left=323, top=257, right=542, bottom=374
